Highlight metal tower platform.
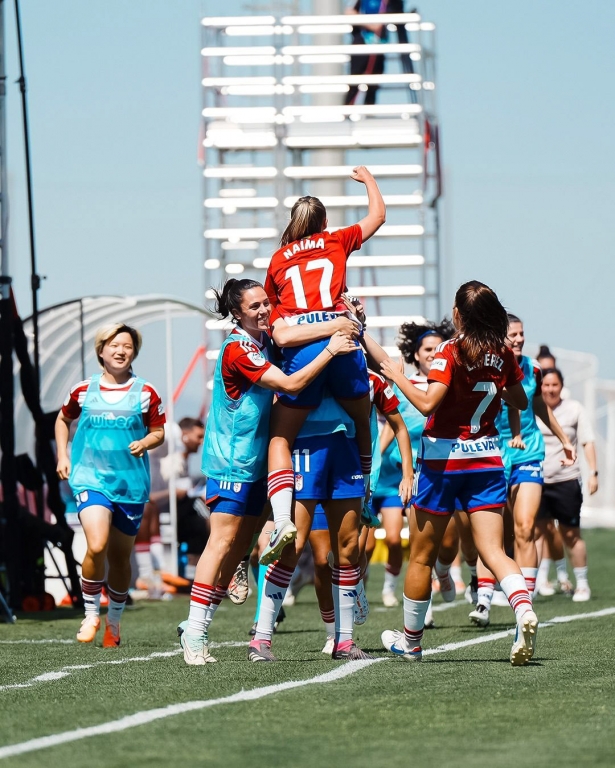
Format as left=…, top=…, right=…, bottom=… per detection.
left=200, top=10, right=442, bottom=385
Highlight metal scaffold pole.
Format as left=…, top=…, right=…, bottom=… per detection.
left=0, top=0, right=21, bottom=618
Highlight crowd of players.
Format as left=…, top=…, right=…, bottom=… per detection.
left=55, top=167, right=597, bottom=665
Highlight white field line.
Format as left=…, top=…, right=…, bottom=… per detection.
left=0, top=641, right=247, bottom=693
left=0, top=639, right=75, bottom=645
left=1, top=606, right=614, bottom=760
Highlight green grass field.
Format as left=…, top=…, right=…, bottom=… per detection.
left=1, top=529, right=615, bottom=768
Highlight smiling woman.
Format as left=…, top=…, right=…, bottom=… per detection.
left=54, top=323, right=166, bottom=648
left=177, top=278, right=356, bottom=665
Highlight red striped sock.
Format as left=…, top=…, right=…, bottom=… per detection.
left=254, top=563, right=294, bottom=641
left=360, top=454, right=372, bottom=477
left=500, top=573, right=533, bottom=621
left=107, top=587, right=128, bottom=625
left=188, top=582, right=216, bottom=634
left=268, top=469, right=295, bottom=526
left=81, top=578, right=104, bottom=617
left=332, top=564, right=361, bottom=644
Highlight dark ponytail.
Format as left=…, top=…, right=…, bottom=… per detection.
left=212, top=278, right=263, bottom=321
left=453, top=281, right=509, bottom=368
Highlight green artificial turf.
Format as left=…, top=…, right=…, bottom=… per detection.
left=1, top=529, right=614, bottom=768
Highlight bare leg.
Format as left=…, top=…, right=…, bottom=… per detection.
left=510, top=482, right=542, bottom=568
left=79, top=506, right=112, bottom=581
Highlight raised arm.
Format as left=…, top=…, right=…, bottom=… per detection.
left=351, top=166, right=386, bottom=241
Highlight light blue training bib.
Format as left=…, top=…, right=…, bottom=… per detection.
left=496, top=355, right=545, bottom=473
left=69, top=374, right=150, bottom=503
left=203, top=329, right=273, bottom=483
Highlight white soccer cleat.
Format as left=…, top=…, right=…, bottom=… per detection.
left=469, top=603, right=490, bottom=627
left=178, top=622, right=217, bottom=665
left=559, top=579, right=575, bottom=596
left=259, top=520, right=297, bottom=565
left=227, top=559, right=250, bottom=605
left=381, top=629, right=422, bottom=661
left=321, top=636, right=335, bottom=655
left=436, top=568, right=456, bottom=603
left=354, top=580, right=369, bottom=625
left=572, top=585, right=591, bottom=602
left=510, top=610, right=538, bottom=666
left=382, top=591, right=399, bottom=608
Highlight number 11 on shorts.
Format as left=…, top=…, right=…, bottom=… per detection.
left=292, top=448, right=310, bottom=473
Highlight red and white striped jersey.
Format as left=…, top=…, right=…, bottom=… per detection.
left=220, top=328, right=272, bottom=401
left=264, top=225, right=362, bottom=316
left=62, top=377, right=165, bottom=428
left=420, top=339, right=524, bottom=472
left=369, top=370, right=400, bottom=416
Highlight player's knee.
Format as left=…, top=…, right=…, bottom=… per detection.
left=515, top=520, right=534, bottom=544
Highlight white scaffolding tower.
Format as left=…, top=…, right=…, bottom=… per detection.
left=200, top=9, right=442, bottom=387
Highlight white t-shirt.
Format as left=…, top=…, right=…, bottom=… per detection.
left=538, top=398, right=594, bottom=483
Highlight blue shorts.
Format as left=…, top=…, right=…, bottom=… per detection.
left=293, top=432, right=365, bottom=502
left=74, top=490, right=144, bottom=537
left=509, top=461, right=544, bottom=487
left=372, top=495, right=405, bottom=512
left=412, top=464, right=507, bottom=515
left=277, top=338, right=369, bottom=408
left=206, top=477, right=267, bottom=517
left=312, top=503, right=329, bottom=531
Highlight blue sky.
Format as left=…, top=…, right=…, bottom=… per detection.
left=4, top=0, right=614, bottom=410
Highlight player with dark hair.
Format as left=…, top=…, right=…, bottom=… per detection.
left=380, top=281, right=539, bottom=666
left=177, top=279, right=354, bottom=665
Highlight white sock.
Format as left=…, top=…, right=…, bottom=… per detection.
left=106, top=588, right=128, bottom=626
left=187, top=582, right=215, bottom=635
left=537, top=557, right=551, bottom=584
left=268, top=470, right=294, bottom=527
left=81, top=578, right=104, bottom=618
left=556, top=558, right=569, bottom=583
left=520, top=567, right=538, bottom=597
left=477, top=578, right=496, bottom=609
left=500, top=573, right=533, bottom=621
left=135, top=544, right=154, bottom=582
left=573, top=566, right=588, bottom=589
left=383, top=567, right=400, bottom=595
left=203, top=585, right=227, bottom=631
left=150, top=537, right=165, bottom=571
left=254, top=563, right=293, bottom=641
left=332, top=564, right=360, bottom=645
left=403, top=594, right=430, bottom=647
left=324, top=621, right=335, bottom=637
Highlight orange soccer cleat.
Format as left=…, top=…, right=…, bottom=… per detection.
left=102, top=618, right=121, bottom=648
left=76, top=615, right=101, bottom=643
